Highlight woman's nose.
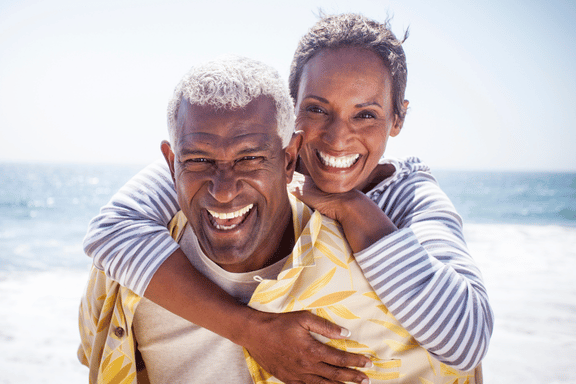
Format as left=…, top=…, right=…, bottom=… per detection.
left=322, top=117, right=353, bottom=150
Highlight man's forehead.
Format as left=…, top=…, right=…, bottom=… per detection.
left=175, top=97, right=281, bottom=152
left=177, top=130, right=276, bottom=152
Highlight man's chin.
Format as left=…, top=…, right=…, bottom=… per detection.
left=196, top=225, right=258, bottom=272
left=203, top=246, right=255, bottom=272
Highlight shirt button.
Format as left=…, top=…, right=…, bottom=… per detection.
left=114, top=327, right=125, bottom=338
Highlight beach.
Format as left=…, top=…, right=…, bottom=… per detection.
left=464, top=224, right=576, bottom=383
left=1, top=222, right=575, bottom=383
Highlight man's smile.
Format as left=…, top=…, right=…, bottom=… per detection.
left=207, top=204, right=255, bottom=231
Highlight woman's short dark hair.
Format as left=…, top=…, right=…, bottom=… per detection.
left=289, top=13, right=409, bottom=119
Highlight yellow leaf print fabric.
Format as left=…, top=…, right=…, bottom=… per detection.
left=245, top=194, right=482, bottom=384
left=76, top=215, right=191, bottom=384
left=77, top=264, right=148, bottom=384
left=78, top=212, right=190, bottom=383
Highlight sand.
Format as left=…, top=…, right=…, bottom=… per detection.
left=1, top=223, right=575, bottom=383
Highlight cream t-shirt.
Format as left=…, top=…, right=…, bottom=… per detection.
left=133, top=224, right=287, bottom=384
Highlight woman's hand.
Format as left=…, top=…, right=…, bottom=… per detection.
left=289, top=173, right=397, bottom=253
left=288, top=173, right=355, bottom=221
left=241, top=310, right=372, bottom=384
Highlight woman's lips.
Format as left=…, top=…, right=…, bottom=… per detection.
left=316, top=150, right=360, bottom=169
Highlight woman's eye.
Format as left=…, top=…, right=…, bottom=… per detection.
left=356, top=111, right=376, bottom=119
left=306, top=106, right=325, bottom=114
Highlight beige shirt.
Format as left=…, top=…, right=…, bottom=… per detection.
left=132, top=224, right=286, bottom=384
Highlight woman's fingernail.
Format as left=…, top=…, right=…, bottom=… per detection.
left=364, top=360, right=374, bottom=368
left=340, top=327, right=351, bottom=337
left=361, top=379, right=371, bottom=384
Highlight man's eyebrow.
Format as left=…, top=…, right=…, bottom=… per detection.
left=237, top=142, right=273, bottom=155
left=179, top=148, right=211, bottom=157
left=178, top=141, right=274, bottom=157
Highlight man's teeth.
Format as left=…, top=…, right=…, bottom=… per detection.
left=318, top=151, right=360, bottom=168
left=208, top=204, right=253, bottom=219
left=214, top=223, right=237, bottom=230
left=207, top=204, right=254, bottom=230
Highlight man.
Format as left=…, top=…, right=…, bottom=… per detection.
left=78, top=56, right=342, bottom=384
left=78, top=56, right=480, bottom=384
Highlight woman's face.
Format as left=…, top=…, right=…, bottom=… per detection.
left=294, top=47, right=405, bottom=193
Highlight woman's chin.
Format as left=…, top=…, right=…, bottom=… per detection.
left=313, top=175, right=358, bottom=194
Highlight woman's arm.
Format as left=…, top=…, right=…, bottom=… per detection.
left=84, top=160, right=180, bottom=294
left=83, top=160, right=372, bottom=384
left=290, top=161, right=494, bottom=371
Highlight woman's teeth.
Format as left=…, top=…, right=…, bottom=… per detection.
left=207, top=204, right=254, bottom=230
left=318, top=151, right=360, bottom=168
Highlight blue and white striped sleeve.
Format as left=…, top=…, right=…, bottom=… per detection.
left=354, top=170, right=494, bottom=371
left=83, top=159, right=180, bottom=296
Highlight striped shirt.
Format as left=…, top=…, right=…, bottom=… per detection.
left=83, top=156, right=493, bottom=371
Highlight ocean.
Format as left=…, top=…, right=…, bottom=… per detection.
left=435, top=169, right=576, bottom=227
left=0, top=162, right=145, bottom=272
left=0, top=163, right=576, bottom=271
left=1, top=162, right=575, bottom=383
left=1, top=162, right=574, bottom=272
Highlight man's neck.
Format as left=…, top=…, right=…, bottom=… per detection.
left=262, top=211, right=295, bottom=269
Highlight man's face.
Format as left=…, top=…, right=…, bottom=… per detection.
left=163, top=96, right=299, bottom=273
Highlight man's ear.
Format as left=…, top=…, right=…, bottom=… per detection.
left=161, top=140, right=176, bottom=183
left=284, top=131, right=303, bottom=183
left=391, top=100, right=409, bottom=137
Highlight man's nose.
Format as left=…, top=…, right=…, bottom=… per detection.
left=207, top=165, right=242, bottom=203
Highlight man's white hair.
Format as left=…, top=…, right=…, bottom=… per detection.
left=167, top=55, right=295, bottom=148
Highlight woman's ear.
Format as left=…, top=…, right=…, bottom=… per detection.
left=161, top=140, right=176, bottom=183
left=285, top=131, right=303, bottom=183
left=391, top=100, right=409, bottom=137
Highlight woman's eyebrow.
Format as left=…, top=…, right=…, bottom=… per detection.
left=355, top=101, right=383, bottom=108
left=302, top=95, right=329, bottom=104
left=303, top=95, right=382, bottom=109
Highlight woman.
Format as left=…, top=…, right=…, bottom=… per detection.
left=84, top=13, right=492, bottom=383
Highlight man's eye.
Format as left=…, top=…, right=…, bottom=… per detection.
left=234, top=156, right=264, bottom=169
left=182, top=158, right=213, bottom=168
left=237, top=156, right=261, bottom=163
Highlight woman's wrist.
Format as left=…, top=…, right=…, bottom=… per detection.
left=226, top=304, right=265, bottom=347
left=336, top=191, right=397, bottom=253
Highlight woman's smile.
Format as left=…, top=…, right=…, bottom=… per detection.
left=316, top=150, right=360, bottom=169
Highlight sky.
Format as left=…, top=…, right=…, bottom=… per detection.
left=1, top=0, right=575, bottom=171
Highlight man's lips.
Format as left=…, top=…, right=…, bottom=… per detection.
left=207, top=204, right=254, bottom=231
left=316, top=149, right=360, bottom=169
